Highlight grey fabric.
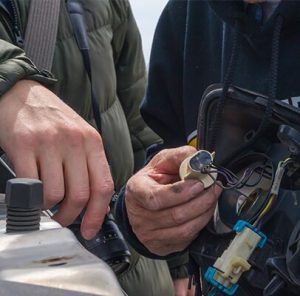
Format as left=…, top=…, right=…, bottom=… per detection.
left=24, top=0, right=60, bottom=71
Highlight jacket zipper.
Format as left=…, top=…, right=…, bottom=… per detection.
left=8, top=0, right=24, bottom=48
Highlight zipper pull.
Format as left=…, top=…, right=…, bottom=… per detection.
left=14, top=26, right=24, bottom=48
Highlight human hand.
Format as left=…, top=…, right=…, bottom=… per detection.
left=0, top=80, right=113, bottom=239
left=125, top=146, right=222, bottom=256
left=173, top=278, right=195, bottom=296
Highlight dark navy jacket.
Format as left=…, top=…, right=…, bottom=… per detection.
left=116, top=0, right=300, bottom=257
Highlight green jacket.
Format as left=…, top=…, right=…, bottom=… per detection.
left=0, top=0, right=178, bottom=295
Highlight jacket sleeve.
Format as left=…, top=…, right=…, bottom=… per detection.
left=0, top=10, right=55, bottom=97
left=0, top=39, right=54, bottom=97
left=167, top=253, right=189, bottom=279
left=111, top=1, right=161, bottom=172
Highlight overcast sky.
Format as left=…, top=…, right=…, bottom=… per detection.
left=130, top=0, right=167, bottom=64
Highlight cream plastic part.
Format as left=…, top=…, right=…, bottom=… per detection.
left=179, top=150, right=217, bottom=188
left=213, top=227, right=261, bottom=288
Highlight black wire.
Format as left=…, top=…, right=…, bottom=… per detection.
left=241, top=165, right=272, bottom=188
left=207, top=163, right=271, bottom=190
left=255, top=15, right=283, bottom=138
left=213, top=164, right=240, bottom=180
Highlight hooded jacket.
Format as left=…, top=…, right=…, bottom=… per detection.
left=142, top=0, right=300, bottom=149
left=0, top=1, right=179, bottom=295
left=115, top=0, right=300, bottom=294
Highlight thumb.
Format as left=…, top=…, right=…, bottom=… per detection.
left=149, top=146, right=197, bottom=174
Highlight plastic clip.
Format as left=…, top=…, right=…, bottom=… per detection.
left=204, top=220, right=267, bottom=295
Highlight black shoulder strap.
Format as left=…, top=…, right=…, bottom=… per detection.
left=66, top=0, right=102, bottom=133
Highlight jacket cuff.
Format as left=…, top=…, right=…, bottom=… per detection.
left=167, top=253, right=189, bottom=279
left=0, top=43, right=56, bottom=97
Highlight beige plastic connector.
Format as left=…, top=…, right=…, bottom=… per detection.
left=212, top=227, right=261, bottom=288
left=179, top=150, right=217, bottom=188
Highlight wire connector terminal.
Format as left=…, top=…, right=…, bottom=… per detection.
left=205, top=220, right=267, bottom=295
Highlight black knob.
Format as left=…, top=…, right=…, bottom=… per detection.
left=5, top=178, right=43, bottom=232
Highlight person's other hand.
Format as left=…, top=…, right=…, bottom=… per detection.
left=0, top=80, right=113, bottom=239
left=125, top=145, right=222, bottom=256
left=173, top=278, right=195, bottom=296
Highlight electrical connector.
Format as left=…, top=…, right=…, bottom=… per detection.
left=179, top=150, right=216, bottom=188
left=205, top=220, right=267, bottom=295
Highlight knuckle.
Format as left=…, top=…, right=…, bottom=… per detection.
left=69, top=188, right=90, bottom=206
left=126, top=177, right=161, bottom=210
left=85, top=213, right=103, bottom=228
left=125, top=180, right=134, bottom=197
left=126, top=176, right=139, bottom=196
left=171, top=207, right=186, bottom=225
left=65, top=126, right=85, bottom=148
left=181, top=223, right=197, bottom=241
left=159, top=148, right=169, bottom=157
left=181, top=145, right=197, bottom=154
left=150, top=149, right=167, bottom=165
left=97, top=179, right=114, bottom=198
left=40, top=129, right=60, bottom=147
left=145, top=188, right=161, bottom=211
left=44, top=188, right=65, bottom=206
left=87, top=127, right=102, bottom=144
left=157, top=148, right=170, bottom=162
left=16, top=131, right=37, bottom=148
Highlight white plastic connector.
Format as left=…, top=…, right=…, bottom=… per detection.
left=212, top=226, right=261, bottom=288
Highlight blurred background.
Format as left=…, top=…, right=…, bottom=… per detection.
left=130, top=0, right=168, bottom=64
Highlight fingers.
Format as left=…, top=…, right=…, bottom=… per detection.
left=128, top=184, right=220, bottom=231
left=136, top=205, right=216, bottom=256
left=127, top=176, right=205, bottom=210
left=53, top=141, right=90, bottom=228
left=13, top=152, right=39, bottom=179
left=126, top=157, right=222, bottom=256
left=38, top=149, right=65, bottom=210
left=80, top=135, right=114, bottom=240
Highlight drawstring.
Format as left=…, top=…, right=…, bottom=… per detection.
left=254, top=15, right=283, bottom=139
left=207, top=21, right=240, bottom=151
left=206, top=15, right=283, bottom=164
